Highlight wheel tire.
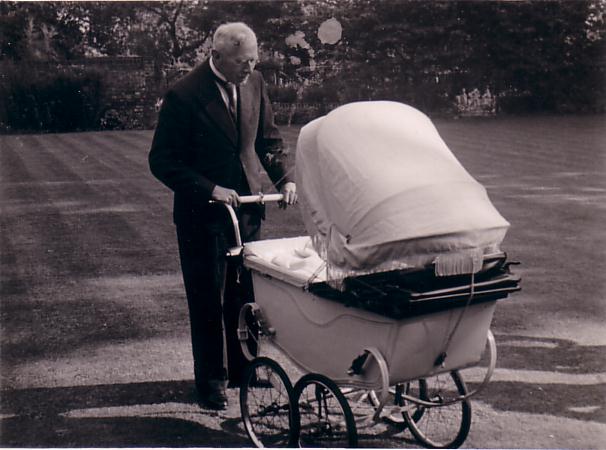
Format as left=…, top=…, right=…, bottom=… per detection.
left=403, top=370, right=472, bottom=449
left=292, top=373, right=357, bottom=448
left=240, top=357, right=296, bottom=447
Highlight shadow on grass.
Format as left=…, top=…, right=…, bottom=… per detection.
left=0, top=380, right=249, bottom=447
left=472, top=379, right=606, bottom=423
left=469, top=334, right=606, bottom=423
left=495, top=334, right=606, bottom=374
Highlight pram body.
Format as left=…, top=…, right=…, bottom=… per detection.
left=243, top=236, right=516, bottom=389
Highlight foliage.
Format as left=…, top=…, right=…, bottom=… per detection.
left=0, top=1, right=85, bottom=60
left=321, top=0, right=605, bottom=113
left=267, top=84, right=298, bottom=103
left=458, top=1, right=606, bottom=113
left=0, top=62, right=104, bottom=132
left=0, top=0, right=604, bottom=129
left=300, top=84, right=338, bottom=103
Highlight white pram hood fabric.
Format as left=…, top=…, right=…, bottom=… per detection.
left=295, top=101, right=510, bottom=285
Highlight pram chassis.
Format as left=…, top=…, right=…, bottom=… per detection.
left=216, top=196, right=518, bottom=448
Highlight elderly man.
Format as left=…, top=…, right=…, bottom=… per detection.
left=149, top=22, right=296, bottom=409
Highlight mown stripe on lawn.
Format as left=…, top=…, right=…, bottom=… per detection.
left=1, top=136, right=37, bottom=184
left=76, top=130, right=151, bottom=174
left=45, top=132, right=126, bottom=182
left=2, top=133, right=175, bottom=282
left=44, top=132, right=187, bottom=278
left=0, top=138, right=102, bottom=282
left=436, top=117, right=600, bottom=176
left=43, top=133, right=178, bottom=275
left=77, top=132, right=174, bottom=213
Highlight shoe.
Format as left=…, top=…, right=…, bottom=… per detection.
left=197, top=379, right=228, bottom=410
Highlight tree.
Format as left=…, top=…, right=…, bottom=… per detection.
left=2, top=0, right=603, bottom=114
left=461, top=0, right=605, bottom=112
left=0, top=2, right=85, bottom=60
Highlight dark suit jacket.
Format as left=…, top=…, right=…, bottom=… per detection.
left=149, top=59, right=292, bottom=225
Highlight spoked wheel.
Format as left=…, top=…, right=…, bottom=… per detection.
left=292, top=373, right=357, bottom=448
left=403, top=370, right=472, bottom=449
left=240, top=357, right=296, bottom=448
left=369, top=382, right=426, bottom=428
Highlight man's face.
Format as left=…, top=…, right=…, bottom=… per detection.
left=214, top=40, right=258, bottom=85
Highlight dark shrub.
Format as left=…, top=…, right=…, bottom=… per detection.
left=497, top=92, right=537, bottom=114
left=272, top=103, right=292, bottom=125
left=267, top=84, right=298, bottom=103
left=0, top=62, right=104, bottom=133
left=291, top=105, right=324, bottom=124
left=301, top=84, right=340, bottom=104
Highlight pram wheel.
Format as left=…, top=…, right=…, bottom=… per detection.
left=240, top=357, right=296, bottom=448
left=369, top=381, right=426, bottom=428
left=292, top=373, right=357, bottom=448
left=403, top=370, right=471, bottom=449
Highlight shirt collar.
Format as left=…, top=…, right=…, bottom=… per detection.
left=210, top=57, right=229, bottom=83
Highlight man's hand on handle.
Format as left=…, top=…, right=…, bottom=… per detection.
left=211, top=182, right=296, bottom=209
left=279, top=182, right=297, bottom=209
left=211, top=185, right=240, bottom=207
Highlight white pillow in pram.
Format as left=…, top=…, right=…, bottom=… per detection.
left=244, top=236, right=326, bottom=285
left=296, top=101, right=510, bottom=284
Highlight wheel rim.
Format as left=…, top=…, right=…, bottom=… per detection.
left=240, top=357, right=295, bottom=447
left=403, top=371, right=472, bottom=449
left=293, top=374, right=357, bottom=448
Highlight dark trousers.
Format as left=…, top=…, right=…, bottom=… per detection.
left=176, top=207, right=261, bottom=388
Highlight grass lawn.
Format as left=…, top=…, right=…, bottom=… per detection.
left=1, top=114, right=605, bottom=448
left=1, top=114, right=604, bottom=368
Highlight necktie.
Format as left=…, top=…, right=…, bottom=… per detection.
left=213, top=75, right=264, bottom=194
left=215, top=77, right=237, bottom=122
left=225, top=82, right=237, bottom=121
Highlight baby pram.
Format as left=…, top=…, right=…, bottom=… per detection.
left=226, top=102, right=521, bottom=448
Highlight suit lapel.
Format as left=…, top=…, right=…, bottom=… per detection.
left=236, top=76, right=268, bottom=194
left=193, top=62, right=238, bottom=147
left=205, top=98, right=238, bottom=146
left=237, top=79, right=257, bottom=149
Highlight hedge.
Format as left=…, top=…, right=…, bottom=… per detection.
left=0, top=63, right=105, bottom=133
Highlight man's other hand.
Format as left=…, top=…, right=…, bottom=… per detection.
left=279, top=182, right=297, bottom=209
left=211, top=185, right=240, bottom=207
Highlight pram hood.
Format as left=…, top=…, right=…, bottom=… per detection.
left=295, top=101, right=510, bottom=285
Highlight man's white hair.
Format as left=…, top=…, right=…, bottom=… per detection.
left=212, top=22, right=257, bottom=52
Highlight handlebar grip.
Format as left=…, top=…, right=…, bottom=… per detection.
left=207, top=193, right=285, bottom=248
left=238, top=193, right=284, bottom=204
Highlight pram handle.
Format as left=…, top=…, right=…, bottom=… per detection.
left=238, top=193, right=284, bottom=204
left=209, top=193, right=284, bottom=253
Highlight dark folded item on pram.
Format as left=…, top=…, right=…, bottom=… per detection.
left=308, top=252, right=521, bottom=319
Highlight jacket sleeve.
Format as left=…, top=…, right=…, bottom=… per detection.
left=148, top=90, right=216, bottom=201
left=255, top=76, right=294, bottom=190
